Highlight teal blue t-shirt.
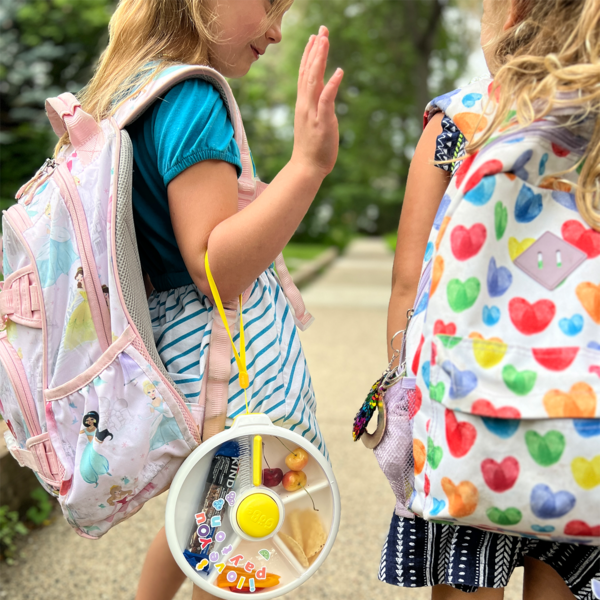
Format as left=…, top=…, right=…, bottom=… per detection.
left=127, top=79, right=242, bottom=291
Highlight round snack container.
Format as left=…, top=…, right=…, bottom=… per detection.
left=165, top=413, right=341, bottom=599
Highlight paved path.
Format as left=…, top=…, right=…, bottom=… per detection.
left=0, top=239, right=523, bottom=599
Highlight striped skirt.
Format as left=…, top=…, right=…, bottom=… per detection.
left=379, top=514, right=600, bottom=598
left=148, top=268, right=327, bottom=457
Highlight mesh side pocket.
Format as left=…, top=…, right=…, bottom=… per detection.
left=373, top=382, right=415, bottom=518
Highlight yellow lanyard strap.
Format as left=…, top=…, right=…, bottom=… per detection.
left=204, top=253, right=249, bottom=391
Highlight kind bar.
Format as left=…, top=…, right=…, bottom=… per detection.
left=183, top=440, right=240, bottom=569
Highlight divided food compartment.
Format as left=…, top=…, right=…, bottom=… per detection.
left=165, top=414, right=340, bottom=599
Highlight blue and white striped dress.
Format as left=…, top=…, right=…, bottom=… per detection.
left=148, top=267, right=328, bottom=458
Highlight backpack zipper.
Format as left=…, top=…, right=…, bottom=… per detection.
left=55, top=165, right=111, bottom=352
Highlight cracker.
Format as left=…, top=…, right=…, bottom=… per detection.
left=288, top=509, right=304, bottom=549
left=279, top=532, right=309, bottom=568
left=299, top=510, right=327, bottom=559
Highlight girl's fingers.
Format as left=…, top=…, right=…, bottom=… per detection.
left=307, top=36, right=329, bottom=107
left=305, top=27, right=328, bottom=85
left=318, top=68, right=344, bottom=117
left=298, top=35, right=316, bottom=90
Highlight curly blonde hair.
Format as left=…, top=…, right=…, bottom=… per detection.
left=56, top=0, right=292, bottom=154
left=469, top=0, right=600, bottom=230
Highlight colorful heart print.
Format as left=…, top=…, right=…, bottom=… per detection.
left=445, top=409, right=477, bottom=458
left=441, top=361, right=478, bottom=399
left=486, top=506, right=522, bottom=526
left=430, top=255, right=444, bottom=296
left=408, top=385, right=422, bottom=419
left=532, top=347, right=578, bottom=371
left=561, top=220, right=600, bottom=258
left=454, top=153, right=477, bottom=188
left=433, top=194, right=452, bottom=229
left=514, top=184, right=543, bottom=223
left=551, top=142, right=570, bottom=157
left=508, top=237, right=535, bottom=261
left=447, top=278, right=480, bottom=313
left=573, top=419, right=600, bottom=438
left=511, top=149, right=533, bottom=180
left=465, top=176, right=497, bottom=206
left=543, top=382, right=597, bottom=417
left=494, top=201, right=508, bottom=240
left=430, top=382, right=446, bottom=402
left=482, top=305, right=501, bottom=326
left=531, top=524, right=555, bottom=533
left=530, top=484, right=576, bottom=519
left=463, top=159, right=502, bottom=194
left=563, top=520, right=600, bottom=537
left=576, top=282, right=600, bottom=324
left=450, top=223, right=487, bottom=260
left=502, top=365, right=537, bottom=396
left=413, top=292, right=429, bottom=317
left=438, top=335, right=462, bottom=349
left=430, top=498, right=446, bottom=516
left=462, top=92, right=482, bottom=108
left=427, top=437, right=444, bottom=470
left=559, top=314, right=584, bottom=336
left=422, top=361, right=431, bottom=389
left=441, top=477, right=479, bottom=518
left=525, top=431, right=565, bottom=466
left=412, top=335, right=425, bottom=375
left=508, top=298, right=556, bottom=335
left=472, top=400, right=521, bottom=438
left=487, top=257, right=513, bottom=297
left=571, top=455, right=600, bottom=490
left=435, top=218, right=451, bottom=251
left=414, top=439, right=426, bottom=475
left=481, top=457, right=519, bottom=492
left=469, top=332, right=507, bottom=368
left=434, top=320, right=456, bottom=336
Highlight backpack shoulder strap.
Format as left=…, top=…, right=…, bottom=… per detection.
left=112, top=64, right=243, bottom=149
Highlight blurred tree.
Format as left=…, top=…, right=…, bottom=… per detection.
left=0, top=0, right=474, bottom=243
left=233, top=0, right=474, bottom=245
left=0, top=0, right=112, bottom=207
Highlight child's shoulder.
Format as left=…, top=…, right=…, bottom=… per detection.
left=424, top=78, right=493, bottom=140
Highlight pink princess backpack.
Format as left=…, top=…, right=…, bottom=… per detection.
left=0, top=65, right=312, bottom=538
left=358, top=80, right=600, bottom=545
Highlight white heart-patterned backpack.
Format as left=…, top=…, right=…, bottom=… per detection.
left=404, top=82, right=600, bottom=544
left=0, top=65, right=312, bottom=538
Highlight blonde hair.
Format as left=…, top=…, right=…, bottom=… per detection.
left=469, top=0, right=600, bottom=230
left=56, top=0, right=292, bottom=154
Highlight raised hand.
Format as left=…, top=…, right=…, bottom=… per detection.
left=292, top=26, right=344, bottom=179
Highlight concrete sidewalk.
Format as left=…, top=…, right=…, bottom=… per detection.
left=0, top=239, right=522, bottom=600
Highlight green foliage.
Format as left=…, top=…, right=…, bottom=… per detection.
left=0, top=0, right=112, bottom=203
left=25, top=488, right=54, bottom=526
left=0, top=506, right=28, bottom=564
left=233, top=0, right=473, bottom=244
left=1, top=0, right=473, bottom=242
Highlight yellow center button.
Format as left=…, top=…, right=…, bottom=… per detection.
left=237, top=493, right=280, bottom=538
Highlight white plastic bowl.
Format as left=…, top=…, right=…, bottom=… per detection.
left=165, top=413, right=341, bottom=599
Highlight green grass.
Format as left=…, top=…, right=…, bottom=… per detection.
left=282, top=243, right=329, bottom=262
left=384, top=232, right=397, bottom=252
left=281, top=243, right=329, bottom=273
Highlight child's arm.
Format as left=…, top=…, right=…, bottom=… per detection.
left=387, top=112, right=450, bottom=361
left=168, top=29, right=343, bottom=302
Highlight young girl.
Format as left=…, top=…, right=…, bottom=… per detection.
left=63, top=1, right=343, bottom=599
left=384, top=0, right=600, bottom=598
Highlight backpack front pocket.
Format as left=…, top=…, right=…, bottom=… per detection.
left=45, top=326, right=198, bottom=537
